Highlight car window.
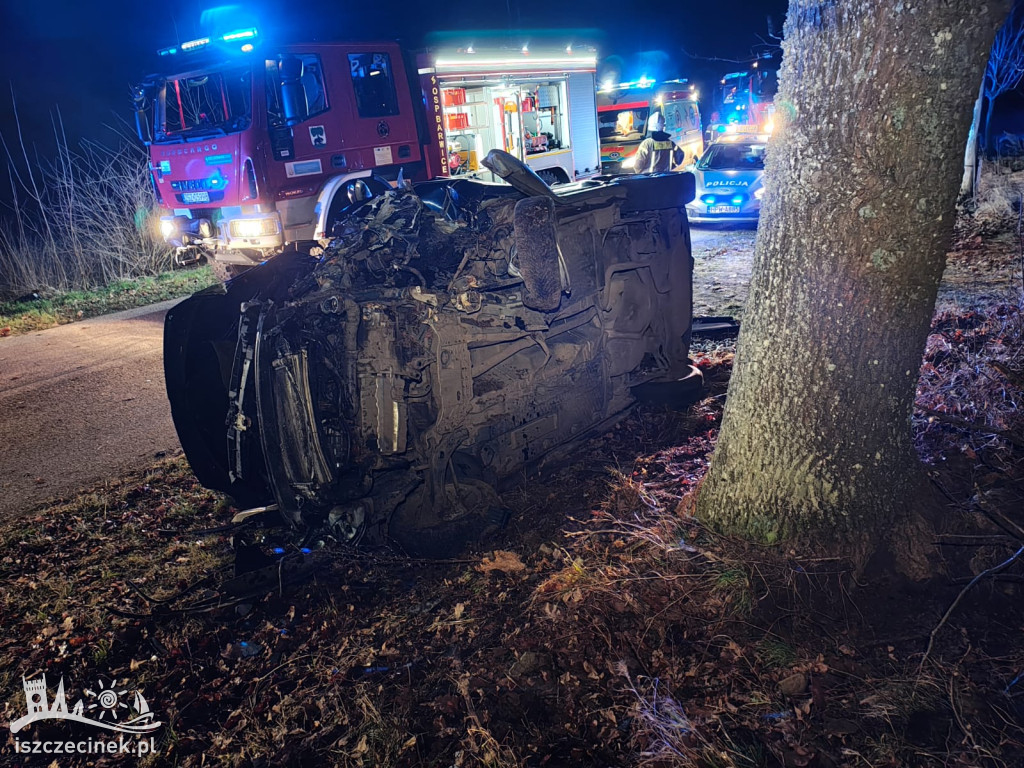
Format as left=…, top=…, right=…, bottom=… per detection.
left=348, top=52, right=400, bottom=118
left=162, top=67, right=252, bottom=136
left=698, top=142, right=766, bottom=170
left=598, top=107, right=649, bottom=140
left=265, top=54, right=328, bottom=127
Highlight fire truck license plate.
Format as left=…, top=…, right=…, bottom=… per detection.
left=182, top=191, right=210, bottom=204
left=709, top=205, right=740, bottom=214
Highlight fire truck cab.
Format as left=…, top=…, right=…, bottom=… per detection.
left=134, top=29, right=603, bottom=276
left=597, top=79, right=703, bottom=174
left=134, top=30, right=432, bottom=274
left=706, top=57, right=778, bottom=141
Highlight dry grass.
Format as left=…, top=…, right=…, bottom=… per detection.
left=973, top=169, right=1021, bottom=226
left=0, top=107, right=172, bottom=300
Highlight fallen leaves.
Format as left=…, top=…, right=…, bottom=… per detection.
left=0, top=283, right=1021, bottom=768
left=476, top=550, right=526, bottom=575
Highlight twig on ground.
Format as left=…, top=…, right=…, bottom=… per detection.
left=1018, top=190, right=1023, bottom=299
left=915, top=405, right=1024, bottom=448
left=919, top=545, right=1024, bottom=672
left=975, top=499, right=1024, bottom=541
left=992, top=360, right=1024, bottom=389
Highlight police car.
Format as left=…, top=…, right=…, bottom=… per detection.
left=684, top=136, right=767, bottom=224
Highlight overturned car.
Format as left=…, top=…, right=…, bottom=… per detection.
left=165, top=151, right=701, bottom=556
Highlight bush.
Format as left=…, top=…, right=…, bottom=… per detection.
left=0, top=113, right=173, bottom=300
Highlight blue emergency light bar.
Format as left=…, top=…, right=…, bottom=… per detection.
left=222, top=28, right=258, bottom=41
left=181, top=37, right=211, bottom=51
left=157, top=27, right=258, bottom=56
left=599, top=76, right=696, bottom=94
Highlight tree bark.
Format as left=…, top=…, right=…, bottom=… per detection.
left=695, top=1, right=1008, bottom=576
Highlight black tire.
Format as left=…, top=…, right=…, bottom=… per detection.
left=617, top=173, right=697, bottom=213
left=514, top=196, right=562, bottom=311
left=537, top=169, right=561, bottom=186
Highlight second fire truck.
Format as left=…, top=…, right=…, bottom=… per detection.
left=705, top=54, right=779, bottom=140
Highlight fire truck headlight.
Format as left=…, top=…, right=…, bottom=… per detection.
left=230, top=217, right=280, bottom=238
left=160, top=219, right=177, bottom=239
left=754, top=188, right=765, bottom=200
left=621, top=155, right=637, bottom=170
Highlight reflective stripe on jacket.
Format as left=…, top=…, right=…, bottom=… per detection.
left=632, top=131, right=683, bottom=174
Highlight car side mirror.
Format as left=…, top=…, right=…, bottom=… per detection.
left=132, top=83, right=154, bottom=145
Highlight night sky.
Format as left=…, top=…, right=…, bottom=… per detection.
left=0, top=0, right=788, bottom=165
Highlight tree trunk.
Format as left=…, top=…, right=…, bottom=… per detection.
left=695, top=1, right=1008, bottom=576
left=961, top=82, right=985, bottom=198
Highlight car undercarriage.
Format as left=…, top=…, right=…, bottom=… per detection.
left=165, top=151, right=700, bottom=556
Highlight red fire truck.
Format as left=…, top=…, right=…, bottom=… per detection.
left=705, top=55, right=779, bottom=140
left=133, top=28, right=601, bottom=277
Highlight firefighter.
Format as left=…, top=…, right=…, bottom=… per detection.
left=632, top=112, right=683, bottom=174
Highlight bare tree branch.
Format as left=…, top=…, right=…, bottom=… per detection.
left=985, top=3, right=1024, bottom=100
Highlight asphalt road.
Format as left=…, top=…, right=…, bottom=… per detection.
left=0, top=299, right=184, bottom=519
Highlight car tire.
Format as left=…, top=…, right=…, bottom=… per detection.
left=537, top=169, right=561, bottom=186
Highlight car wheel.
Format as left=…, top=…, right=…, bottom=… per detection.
left=537, top=169, right=561, bottom=186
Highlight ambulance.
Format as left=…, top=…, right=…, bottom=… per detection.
left=596, top=78, right=703, bottom=173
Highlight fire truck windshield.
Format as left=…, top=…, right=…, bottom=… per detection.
left=713, top=68, right=778, bottom=123
left=157, top=66, right=252, bottom=141
left=598, top=106, right=650, bottom=142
